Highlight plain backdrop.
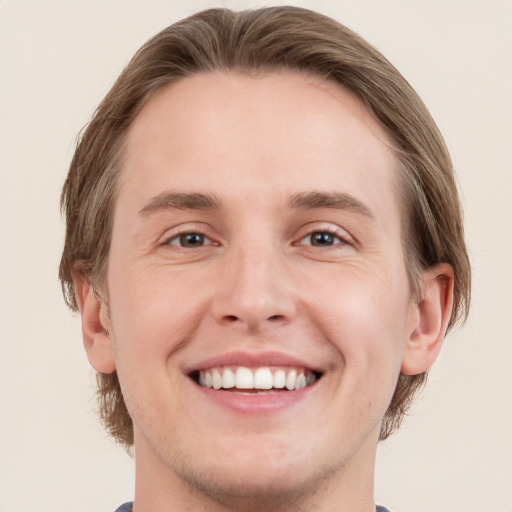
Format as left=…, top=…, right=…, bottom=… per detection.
left=1, top=1, right=511, bottom=511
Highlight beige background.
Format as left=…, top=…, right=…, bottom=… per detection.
left=1, top=1, right=511, bottom=511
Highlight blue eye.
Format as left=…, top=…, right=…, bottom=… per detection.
left=168, top=233, right=209, bottom=248
left=303, top=231, right=343, bottom=247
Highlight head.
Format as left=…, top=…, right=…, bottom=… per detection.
left=60, top=6, right=470, bottom=454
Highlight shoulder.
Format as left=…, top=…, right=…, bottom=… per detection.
left=114, top=503, right=133, bottom=512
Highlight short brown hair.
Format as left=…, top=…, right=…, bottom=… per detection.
left=60, top=6, right=471, bottom=447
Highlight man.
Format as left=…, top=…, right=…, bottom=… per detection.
left=59, top=7, right=470, bottom=512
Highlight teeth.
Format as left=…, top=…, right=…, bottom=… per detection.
left=212, top=369, right=222, bottom=390
left=254, top=368, right=273, bottom=389
left=222, top=368, right=235, bottom=389
left=285, top=370, right=297, bottom=390
left=295, top=373, right=306, bottom=390
left=197, top=366, right=317, bottom=391
left=273, top=369, right=286, bottom=389
left=235, top=367, right=254, bottom=389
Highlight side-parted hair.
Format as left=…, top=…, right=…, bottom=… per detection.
left=59, top=6, right=470, bottom=447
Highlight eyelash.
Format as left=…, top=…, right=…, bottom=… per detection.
left=162, top=229, right=216, bottom=249
left=296, top=227, right=348, bottom=248
left=162, top=226, right=350, bottom=249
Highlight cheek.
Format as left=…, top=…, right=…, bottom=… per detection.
left=105, top=267, right=210, bottom=427
left=307, top=264, right=411, bottom=377
left=107, top=262, right=210, bottom=367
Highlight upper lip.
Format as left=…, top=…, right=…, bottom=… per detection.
left=186, top=350, right=324, bottom=374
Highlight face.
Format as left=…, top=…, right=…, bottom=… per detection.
left=99, top=72, right=420, bottom=501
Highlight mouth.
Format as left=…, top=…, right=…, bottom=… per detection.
left=190, top=366, right=322, bottom=393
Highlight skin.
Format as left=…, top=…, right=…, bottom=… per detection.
left=75, top=71, right=454, bottom=512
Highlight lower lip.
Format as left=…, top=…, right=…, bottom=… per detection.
left=193, top=381, right=316, bottom=413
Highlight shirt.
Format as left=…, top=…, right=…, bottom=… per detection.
left=115, top=503, right=391, bottom=511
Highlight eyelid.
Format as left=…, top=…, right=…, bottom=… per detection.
left=159, top=224, right=219, bottom=247
left=156, top=222, right=354, bottom=249
left=294, top=223, right=354, bottom=247
left=167, top=232, right=213, bottom=247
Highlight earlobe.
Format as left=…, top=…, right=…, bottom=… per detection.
left=72, top=271, right=116, bottom=374
left=401, top=263, right=455, bottom=376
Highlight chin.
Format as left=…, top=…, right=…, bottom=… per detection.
left=163, top=436, right=343, bottom=510
left=177, top=458, right=329, bottom=510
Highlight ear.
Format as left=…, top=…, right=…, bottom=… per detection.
left=72, top=271, right=116, bottom=374
left=401, top=263, right=455, bottom=376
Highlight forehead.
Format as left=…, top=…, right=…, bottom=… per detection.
left=119, top=71, right=400, bottom=226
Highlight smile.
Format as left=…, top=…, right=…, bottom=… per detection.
left=194, top=366, right=320, bottom=392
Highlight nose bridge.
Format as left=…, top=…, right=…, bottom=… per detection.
left=214, top=237, right=297, bottom=330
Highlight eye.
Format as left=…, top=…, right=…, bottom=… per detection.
left=166, top=232, right=212, bottom=248
left=300, top=230, right=345, bottom=247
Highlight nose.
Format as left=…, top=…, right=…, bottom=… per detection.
left=211, top=243, right=298, bottom=333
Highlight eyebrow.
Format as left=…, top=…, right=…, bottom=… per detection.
left=289, top=191, right=374, bottom=219
left=139, top=192, right=221, bottom=215
left=138, top=190, right=374, bottom=219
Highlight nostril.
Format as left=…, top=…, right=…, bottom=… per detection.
left=225, top=315, right=238, bottom=322
left=268, top=315, right=283, bottom=321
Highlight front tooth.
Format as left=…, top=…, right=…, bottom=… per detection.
left=273, top=369, right=286, bottom=388
left=222, top=368, right=235, bottom=389
left=235, top=367, right=254, bottom=389
left=212, top=369, right=222, bottom=389
left=295, top=373, right=306, bottom=390
left=285, top=370, right=297, bottom=390
left=254, top=368, right=273, bottom=389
